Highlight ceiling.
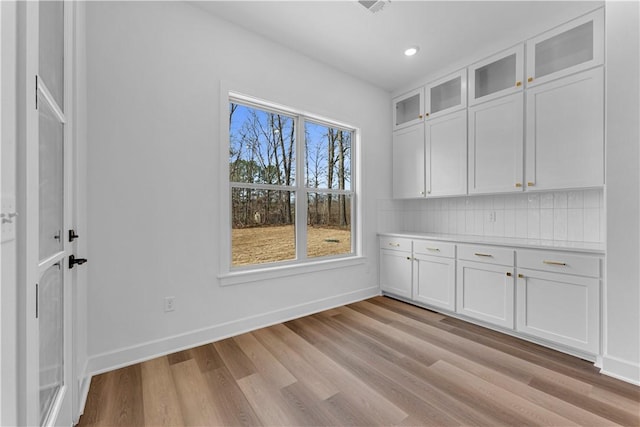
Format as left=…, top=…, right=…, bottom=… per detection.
left=193, top=1, right=601, bottom=93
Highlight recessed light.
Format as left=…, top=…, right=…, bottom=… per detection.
left=404, top=46, right=419, bottom=57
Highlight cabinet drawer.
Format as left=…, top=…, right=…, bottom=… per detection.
left=458, top=244, right=514, bottom=266
left=517, top=250, right=601, bottom=278
left=413, top=240, right=455, bottom=258
left=380, top=236, right=412, bottom=252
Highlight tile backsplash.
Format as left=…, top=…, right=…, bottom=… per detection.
left=378, top=189, right=604, bottom=243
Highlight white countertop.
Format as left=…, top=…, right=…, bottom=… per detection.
left=378, top=232, right=605, bottom=254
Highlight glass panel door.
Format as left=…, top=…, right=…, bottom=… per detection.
left=425, top=69, right=467, bottom=120
left=469, top=45, right=524, bottom=106
left=393, top=87, right=423, bottom=130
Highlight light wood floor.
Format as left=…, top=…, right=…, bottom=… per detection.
left=78, top=296, right=640, bottom=426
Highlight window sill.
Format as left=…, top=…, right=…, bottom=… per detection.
left=218, top=256, right=367, bottom=287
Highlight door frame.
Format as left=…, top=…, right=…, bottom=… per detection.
left=17, top=1, right=77, bottom=425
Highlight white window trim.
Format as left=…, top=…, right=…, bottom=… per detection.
left=218, top=84, right=362, bottom=285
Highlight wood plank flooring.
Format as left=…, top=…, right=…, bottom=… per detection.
left=78, top=296, right=640, bottom=426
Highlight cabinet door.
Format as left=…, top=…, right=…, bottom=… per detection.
left=457, top=260, right=515, bottom=329
left=469, top=45, right=524, bottom=106
left=413, top=254, right=455, bottom=311
left=526, top=8, right=604, bottom=87
left=525, top=68, right=604, bottom=190
left=393, top=87, right=424, bottom=131
left=393, top=123, right=425, bottom=199
left=426, top=110, right=467, bottom=197
left=516, top=268, right=599, bottom=354
left=380, top=249, right=413, bottom=299
left=469, top=92, right=524, bottom=194
left=425, top=69, right=467, bottom=120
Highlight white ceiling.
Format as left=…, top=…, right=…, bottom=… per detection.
left=193, top=1, right=602, bottom=93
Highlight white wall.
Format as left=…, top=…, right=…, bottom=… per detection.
left=603, top=1, right=640, bottom=384
left=84, top=1, right=390, bottom=374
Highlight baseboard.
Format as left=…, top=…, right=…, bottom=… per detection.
left=84, top=286, right=379, bottom=378
left=74, top=373, right=92, bottom=424
left=600, top=355, right=640, bottom=385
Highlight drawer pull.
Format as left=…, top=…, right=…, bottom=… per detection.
left=388, top=243, right=400, bottom=247
left=426, top=247, right=440, bottom=252
left=474, top=252, right=493, bottom=257
left=506, top=272, right=512, bottom=277
left=543, top=260, right=567, bottom=266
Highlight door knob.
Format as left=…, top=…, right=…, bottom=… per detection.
left=69, top=255, right=88, bottom=269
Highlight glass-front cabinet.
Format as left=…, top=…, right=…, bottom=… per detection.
left=393, top=87, right=424, bottom=131
left=469, top=44, right=524, bottom=105
left=526, top=8, right=604, bottom=87
left=425, top=69, right=467, bottom=120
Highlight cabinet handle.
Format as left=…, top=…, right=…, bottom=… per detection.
left=418, top=114, right=423, bottom=119
left=527, top=182, right=535, bottom=187
left=527, top=77, right=534, bottom=83
left=427, top=190, right=431, bottom=194
left=388, top=243, right=400, bottom=247
left=543, top=260, right=567, bottom=266
left=518, top=273, right=525, bottom=278
left=426, top=247, right=440, bottom=252
left=425, top=112, right=430, bottom=117
left=420, top=191, right=425, bottom=196
left=474, top=252, right=493, bottom=257
left=406, top=256, right=411, bottom=260
left=516, top=81, right=522, bottom=87
left=515, top=183, right=523, bottom=188
left=506, top=272, right=512, bottom=277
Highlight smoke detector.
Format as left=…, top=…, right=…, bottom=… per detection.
left=358, top=0, right=390, bottom=13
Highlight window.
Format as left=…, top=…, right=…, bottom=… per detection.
left=227, top=96, right=356, bottom=270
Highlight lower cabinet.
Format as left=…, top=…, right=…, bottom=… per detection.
left=516, top=249, right=601, bottom=354
left=379, top=235, right=602, bottom=357
left=456, top=245, right=515, bottom=329
left=413, top=242, right=456, bottom=311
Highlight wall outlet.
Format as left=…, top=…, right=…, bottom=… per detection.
left=164, top=296, right=175, bottom=312
left=488, top=211, right=497, bottom=223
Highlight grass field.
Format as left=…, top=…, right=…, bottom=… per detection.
left=232, top=225, right=351, bottom=266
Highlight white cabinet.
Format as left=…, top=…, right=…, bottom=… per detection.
left=379, top=237, right=413, bottom=299
left=526, top=9, right=604, bottom=87
left=468, top=92, right=524, bottom=194
left=525, top=67, right=604, bottom=190
left=392, top=123, right=425, bottom=199
left=456, top=245, right=515, bottom=329
left=516, top=249, right=601, bottom=354
left=469, top=44, right=524, bottom=106
left=426, top=110, right=467, bottom=197
left=425, top=69, right=467, bottom=120
left=413, top=241, right=456, bottom=311
left=393, top=88, right=424, bottom=131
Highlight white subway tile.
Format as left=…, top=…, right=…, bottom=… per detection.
left=515, top=210, right=528, bottom=238
left=494, top=209, right=505, bottom=237
left=448, top=210, right=457, bottom=234
left=441, top=199, right=449, bottom=210
left=568, top=191, right=584, bottom=209
left=474, top=210, right=484, bottom=236
left=465, top=210, right=475, bottom=234
left=527, top=209, right=541, bottom=239
left=540, top=192, right=554, bottom=209
left=427, top=213, right=435, bottom=232
left=481, top=196, right=493, bottom=210
left=540, top=209, right=554, bottom=240
left=567, top=208, right=584, bottom=242
left=465, top=197, right=475, bottom=210
left=554, top=209, right=568, bottom=241
left=457, top=211, right=466, bottom=234
left=554, top=192, right=568, bottom=209
left=504, top=209, right=516, bottom=237
left=583, top=208, right=601, bottom=242
left=516, top=193, right=528, bottom=210
left=456, top=197, right=466, bottom=210
left=504, top=194, right=516, bottom=209
left=527, top=193, right=540, bottom=209
left=584, top=189, right=601, bottom=208
left=493, top=195, right=505, bottom=210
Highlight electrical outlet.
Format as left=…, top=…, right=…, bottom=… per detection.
left=164, top=296, right=175, bottom=312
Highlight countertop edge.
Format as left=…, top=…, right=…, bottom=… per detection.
left=378, top=232, right=605, bottom=255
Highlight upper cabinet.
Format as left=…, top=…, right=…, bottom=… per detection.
left=425, top=69, right=467, bottom=120
left=393, top=87, right=424, bottom=131
left=392, top=123, right=426, bottom=199
left=526, top=9, right=604, bottom=87
left=469, top=45, right=524, bottom=106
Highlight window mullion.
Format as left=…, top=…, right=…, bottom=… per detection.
left=295, top=116, right=307, bottom=261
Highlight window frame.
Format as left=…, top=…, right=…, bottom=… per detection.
left=219, top=90, right=362, bottom=284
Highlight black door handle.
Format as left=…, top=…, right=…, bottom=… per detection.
left=69, top=229, right=79, bottom=242
left=69, top=255, right=88, bottom=269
